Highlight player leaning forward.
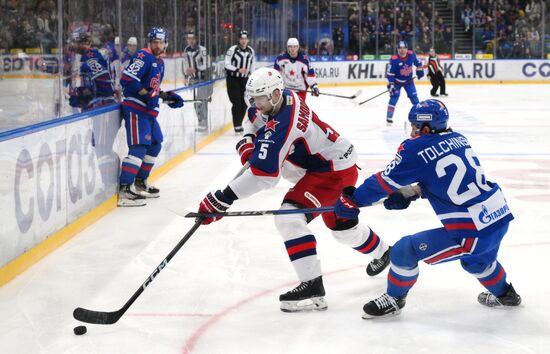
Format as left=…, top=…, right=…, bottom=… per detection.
left=197, top=67, right=391, bottom=312
left=334, top=99, right=521, bottom=319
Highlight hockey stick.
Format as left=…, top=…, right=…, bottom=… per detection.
left=358, top=89, right=389, bottom=105
left=73, top=163, right=249, bottom=325
left=315, top=89, right=362, bottom=100
left=73, top=218, right=203, bottom=325
left=291, top=88, right=362, bottom=100
left=183, top=206, right=334, bottom=218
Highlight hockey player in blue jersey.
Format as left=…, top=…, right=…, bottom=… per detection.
left=385, top=41, right=424, bottom=125
left=69, top=31, right=116, bottom=110
left=334, top=99, right=521, bottom=319
left=118, top=27, right=184, bottom=207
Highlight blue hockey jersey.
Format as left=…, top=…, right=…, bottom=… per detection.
left=120, top=48, right=165, bottom=117
left=354, top=131, right=514, bottom=237
left=80, top=47, right=114, bottom=98
left=387, top=50, right=423, bottom=85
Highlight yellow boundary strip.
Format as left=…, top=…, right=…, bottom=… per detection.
left=0, top=121, right=233, bottom=287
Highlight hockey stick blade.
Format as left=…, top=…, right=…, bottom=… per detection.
left=73, top=307, right=123, bottom=325
left=184, top=206, right=335, bottom=218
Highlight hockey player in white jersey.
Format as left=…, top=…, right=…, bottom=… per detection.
left=197, top=68, right=391, bottom=312
left=274, top=38, right=319, bottom=102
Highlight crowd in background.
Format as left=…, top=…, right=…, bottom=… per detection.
left=0, top=0, right=549, bottom=61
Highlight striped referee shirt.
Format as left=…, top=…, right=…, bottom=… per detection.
left=224, top=44, right=255, bottom=78
left=183, top=44, right=208, bottom=81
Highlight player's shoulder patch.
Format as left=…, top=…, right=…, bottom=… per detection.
left=407, top=50, right=414, bottom=55
left=391, top=55, right=398, bottom=60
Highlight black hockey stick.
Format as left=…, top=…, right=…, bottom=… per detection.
left=358, top=89, right=389, bottom=105
left=292, top=88, right=362, bottom=100
left=315, top=89, right=362, bottom=99
left=184, top=206, right=335, bottom=218
left=73, top=218, right=203, bottom=325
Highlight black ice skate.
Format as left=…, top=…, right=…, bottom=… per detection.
left=135, top=178, right=160, bottom=198
left=362, top=293, right=406, bottom=319
left=118, top=184, right=146, bottom=207
left=478, top=283, right=521, bottom=307
left=366, top=246, right=392, bottom=276
left=279, top=276, right=328, bottom=312
left=386, top=118, right=393, bottom=126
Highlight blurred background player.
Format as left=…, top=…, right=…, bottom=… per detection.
left=427, top=48, right=448, bottom=97
left=183, top=32, right=211, bottom=132
left=197, top=68, right=390, bottom=312
left=334, top=99, right=521, bottom=319
left=118, top=27, right=184, bottom=207
left=121, top=37, right=138, bottom=69
left=224, top=30, right=255, bottom=133
left=386, top=41, right=424, bottom=126
left=274, top=37, right=319, bottom=101
left=69, top=30, right=116, bottom=111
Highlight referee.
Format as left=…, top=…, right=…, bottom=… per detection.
left=224, top=30, right=255, bottom=133
left=183, top=32, right=211, bottom=131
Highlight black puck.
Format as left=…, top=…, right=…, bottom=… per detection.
left=73, top=325, right=87, bottom=335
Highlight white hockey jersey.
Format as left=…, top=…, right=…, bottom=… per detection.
left=273, top=51, right=317, bottom=91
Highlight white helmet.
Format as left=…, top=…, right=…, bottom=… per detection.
left=246, top=67, right=284, bottom=98
left=287, top=37, right=299, bottom=47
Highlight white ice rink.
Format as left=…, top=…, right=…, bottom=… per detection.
left=2, top=83, right=550, bottom=354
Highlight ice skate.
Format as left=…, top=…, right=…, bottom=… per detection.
left=362, top=293, right=406, bottom=319
left=118, top=184, right=147, bottom=207
left=386, top=118, right=393, bottom=126
left=135, top=178, right=160, bottom=198
left=366, top=246, right=392, bottom=276
left=279, top=276, right=328, bottom=312
left=478, top=283, right=521, bottom=307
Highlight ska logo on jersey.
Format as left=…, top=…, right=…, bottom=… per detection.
left=265, top=119, right=279, bottom=132
left=137, top=52, right=146, bottom=59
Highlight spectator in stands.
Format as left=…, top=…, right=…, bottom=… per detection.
left=481, top=25, right=494, bottom=52
left=333, top=27, right=344, bottom=55
left=36, top=10, right=54, bottom=53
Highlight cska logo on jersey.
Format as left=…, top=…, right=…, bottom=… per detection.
left=265, top=119, right=279, bottom=132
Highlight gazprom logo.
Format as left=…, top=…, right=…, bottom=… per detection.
left=478, top=203, right=510, bottom=224
left=417, top=114, right=432, bottom=121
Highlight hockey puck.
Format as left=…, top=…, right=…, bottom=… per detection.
left=73, top=325, right=87, bottom=336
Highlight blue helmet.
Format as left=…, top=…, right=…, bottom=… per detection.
left=408, top=99, right=449, bottom=133
left=148, top=27, right=167, bottom=42
left=398, top=41, right=408, bottom=49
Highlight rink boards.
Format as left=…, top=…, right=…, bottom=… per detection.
left=0, top=78, right=232, bottom=283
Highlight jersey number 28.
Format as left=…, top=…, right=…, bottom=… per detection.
left=436, top=148, right=491, bottom=205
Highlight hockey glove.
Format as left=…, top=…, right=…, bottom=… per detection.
left=383, top=188, right=420, bottom=210
left=416, top=69, right=425, bottom=80
left=144, top=90, right=160, bottom=112
left=198, top=190, right=234, bottom=225
left=311, top=84, right=320, bottom=97
left=334, top=186, right=361, bottom=220
left=387, top=83, right=397, bottom=97
left=236, top=134, right=255, bottom=165
left=160, top=91, right=184, bottom=108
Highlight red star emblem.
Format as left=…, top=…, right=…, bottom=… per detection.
left=265, top=119, right=279, bottom=132
left=289, top=69, right=295, bottom=76
left=137, top=52, right=145, bottom=59
left=397, top=143, right=405, bottom=154
left=85, top=49, right=94, bottom=57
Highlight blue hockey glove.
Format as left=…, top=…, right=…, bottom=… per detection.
left=311, top=84, right=320, bottom=97
left=387, top=83, right=397, bottom=96
left=383, top=190, right=419, bottom=210
left=198, top=190, right=234, bottom=225
left=334, top=186, right=361, bottom=220
left=416, top=69, right=425, bottom=80
left=160, top=91, right=184, bottom=108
